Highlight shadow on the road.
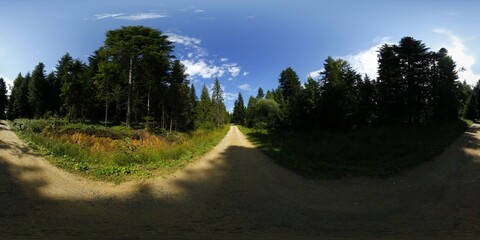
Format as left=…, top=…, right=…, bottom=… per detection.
left=1, top=126, right=480, bottom=239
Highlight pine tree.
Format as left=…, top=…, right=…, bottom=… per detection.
left=232, top=92, right=246, bottom=125
left=0, top=78, right=8, bottom=119
left=28, top=63, right=48, bottom=118
left=257, top=87, right=264, bottom=99
left=195, top=84, right=214, bottom=129
left=211, top=78, right=225, bottom=128
left=168, top=60, right=190, bottom=131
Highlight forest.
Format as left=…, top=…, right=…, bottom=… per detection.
left=0, top=26, right=477, bottom=178
left=0, top=26, right=228, bottom=131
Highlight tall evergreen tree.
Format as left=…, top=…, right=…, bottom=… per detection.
left=0, top=78, right=7, bottom=119
left=211, top=78, right=226, bottom=128
left=168, top=60, right=190, bottom=131
left=257, top=87, right=265, bottom=99
left=232, top=92, right=246, bottom=125
left=396, top=37, right=430, bottom=123
left=195, top=84, right=214, bottom=129
left=28, top=63, right=48, bottom=118
left=278, top=67, right=301, bottom=126
left=103, top=26, right=174, bottom=127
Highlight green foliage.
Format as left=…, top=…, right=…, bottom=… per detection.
left=12, top=118, right=229, bottom=182
left=231, top=92, right=246, bottom=125
left=246, top=98, right=280, bottom=129
left=28, top=62, right=48, bottom=118
left=240, top=120, right=469, bottom=178
left=0, top=77, right=7, bottom=119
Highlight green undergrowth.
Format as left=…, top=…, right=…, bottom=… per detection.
left=11, top=118, right=229, bottom=183
left=239, top=120, right=470, bottom=178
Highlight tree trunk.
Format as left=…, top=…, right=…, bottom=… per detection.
left=126, top=56, right=133, bottom=128
left=147, top=86, right=151, bottom=116
left=169, top=110, right=173, bottom=133
left=104, top=77, right=109, bottom=128
left=161, top=103, right=165, bottom=129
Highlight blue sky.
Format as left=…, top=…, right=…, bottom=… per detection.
left=1, top=0, right=480, bottom=111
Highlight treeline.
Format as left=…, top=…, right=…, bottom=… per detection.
left=232, top=36, right=471, bottom=129
left=3, top=26, right=228, bottom=131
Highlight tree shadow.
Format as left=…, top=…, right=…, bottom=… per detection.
left=1, top=126, right=480, bottom=239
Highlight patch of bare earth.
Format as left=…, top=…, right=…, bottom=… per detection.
left=1, top=120, right=480, bottom=239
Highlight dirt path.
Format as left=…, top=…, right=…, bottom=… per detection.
left=1, top=121, right=480, bottom=239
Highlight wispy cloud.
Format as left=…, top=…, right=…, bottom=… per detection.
left=95, top=12, right=167, bottom=21
left=243, top=71, right=250, bottom=76
left=194, top=9, right=206, bottom=13
left=167, top=33, right=201, bottom=47
left=433, top=28, right=479, bottom=85
left=238, top=83, right=251, bottom=91
left=167, top=33, right=245, bottom=81
left=95, top=13, right=123, bottom=19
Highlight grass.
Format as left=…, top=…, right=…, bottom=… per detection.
left=238, top=120, right=470, bottom=178
left=11, top=118, right=229, bottom=183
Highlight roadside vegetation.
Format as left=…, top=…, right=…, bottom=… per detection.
left=12, top=118, right=228, bottom=182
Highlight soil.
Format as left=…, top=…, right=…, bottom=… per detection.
left=1, top=121, right=480, bottom=239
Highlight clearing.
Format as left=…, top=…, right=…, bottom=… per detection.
left=1, top=121, right=480, bottom=239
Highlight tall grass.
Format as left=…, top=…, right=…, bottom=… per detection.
left=11, top=119, right=229, bottom=182
left=239, top=120, right=470, bottom=178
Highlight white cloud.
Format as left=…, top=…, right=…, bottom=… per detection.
left=307, top=37, right=393, bottom=80
left=95, top=13, right=123, bottom=19
left=238, top=83, right=251, bottom=91
left=168, top=33, right=246, bottom=80
left=181, top=59, right=220, bottom=79
left=195, top=9, right=206, bottom=13
left=433, top=29, right=480, bottom=85
left=95, top=12, right=167, bottom=21
left=342, top=37, right=392, bottom=79
left=167, top=33, right=201, bottom=47
left=243, top=71, right=249, bottom=76
left=224, top=63, right=241, bottom=78
left=308, top=69, right=323, bottom=79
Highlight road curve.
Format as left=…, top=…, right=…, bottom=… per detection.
left=1, top=122, right=480, bottom=238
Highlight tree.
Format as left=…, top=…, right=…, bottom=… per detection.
left=45, top=71, right=62, bottom=115
left=246, top=98, right=280, bottom=129
left=232, top=92, right=246, bottom=125
left=431, top=48, right=460, bottom=122
left=211, top=78, right=226, bottom=128
left=0, top=78, right=7, bottom=119
left=356, top=75, right=377, bottom=124
left=377, top=43, right=405, bottom=123
left=103, top=26, right=173, bottom=127
left=278, top=67, right=301, bottom=126
left=195, top=84, right=214, bottom=129
left=395, top=37, right=430, bottom=124
left=28, top=63, right=48, bottom=118
left=257, top=87, right=265, bottom=99
left=319, top=57, right=360, bottom=127
left=59, top=58, right=92, bottom=122
left=296, top=76, right=320, bottom=128
left=168, top=60, right=190, bottom=131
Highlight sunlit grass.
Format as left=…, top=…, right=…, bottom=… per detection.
left=12, top=119, right=229, bottom=182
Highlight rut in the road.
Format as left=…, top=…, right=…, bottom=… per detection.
left=1, top=121, right=480, bottom=238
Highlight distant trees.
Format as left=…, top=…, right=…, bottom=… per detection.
left=0, top=78, right=7, bottom=119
